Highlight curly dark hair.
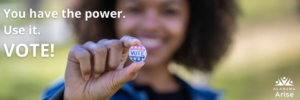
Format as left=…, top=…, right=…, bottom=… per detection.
left=69, top=0, right=238, bottom=72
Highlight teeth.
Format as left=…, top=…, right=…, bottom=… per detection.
left=140, top=38, right=162, bottom=48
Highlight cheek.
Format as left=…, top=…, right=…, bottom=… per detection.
left=115, top=17, right=141, bottom=39
left=144, top=19, right=186, bottom=66
left=161, top=18, right=186, bottom=45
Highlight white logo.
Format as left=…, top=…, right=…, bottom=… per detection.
left=275, top=77, right=293, bottom=86
left=273, top=76, right=296, bottom=98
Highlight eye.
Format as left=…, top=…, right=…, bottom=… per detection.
left=162, top=9, right=178, bottom=16
left=127, top=7, right=142, bottom=14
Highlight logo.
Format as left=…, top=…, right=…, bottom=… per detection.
left=273, top=76, right=296, bottom=98
left=129, top=44, right=147, bottom=62
left=275, top=77, right=293, bottom=86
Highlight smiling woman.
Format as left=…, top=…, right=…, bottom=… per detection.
left=42, top=0, right=238, bottom=100
left=70, top=0, right=237, bottom=71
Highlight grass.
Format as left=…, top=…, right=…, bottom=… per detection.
left=210, top=56, right=300, bottom=100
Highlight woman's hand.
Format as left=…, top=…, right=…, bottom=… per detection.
left=64, top=36, right=144, bottom=100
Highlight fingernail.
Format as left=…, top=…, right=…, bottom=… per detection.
left=134, top=62, right=145, bottom=72
left=139, top=62, right=145, bottom=66
left=131, top=39, right=141, bottom=44
left=94, top=74, right=100, bottom=78
left=84, top=74, right=90, bottom=81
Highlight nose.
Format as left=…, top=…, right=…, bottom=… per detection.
left=140, top=9, right=159, bottom=33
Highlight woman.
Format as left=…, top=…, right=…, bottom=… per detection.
left=42, top=0, right=237, bottom=100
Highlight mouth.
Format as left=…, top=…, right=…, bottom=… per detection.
left=138, top=36, right=164, bottom=52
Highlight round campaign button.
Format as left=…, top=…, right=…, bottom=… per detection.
left=129, top=44, right=147, bottom=62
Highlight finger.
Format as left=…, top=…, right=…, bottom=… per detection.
left=120, top=35, right=141, bottom=54
left=82, top=41, right=107, bottom=78
left=103, top=40, right=123, bottom=70
left=68, top=45, right=92, bottom=81
left=97, top=39, right=109, bottom=45
left=114, top=61, right=145, bottom=84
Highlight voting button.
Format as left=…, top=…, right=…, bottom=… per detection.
left=129, top=44, right=147, bottom=62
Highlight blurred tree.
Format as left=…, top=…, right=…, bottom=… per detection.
left=26, top=0, right=42, bottom=10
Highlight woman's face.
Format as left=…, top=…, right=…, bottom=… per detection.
left=116, top=0, right=189, bottom=67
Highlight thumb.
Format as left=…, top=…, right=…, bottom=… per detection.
left=114, top=61, right=145, bottom=84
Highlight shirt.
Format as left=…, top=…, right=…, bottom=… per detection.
left=134, top=85, right=191, bottom=100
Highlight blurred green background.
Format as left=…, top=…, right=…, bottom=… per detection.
left=0, top=0, right=299, bottom=100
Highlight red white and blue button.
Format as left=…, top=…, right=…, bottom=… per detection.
left=129, top=44, right=147, bottom=62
